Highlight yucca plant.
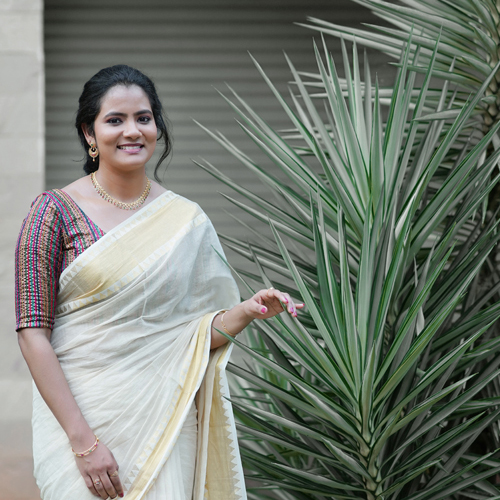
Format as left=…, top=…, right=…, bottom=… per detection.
left=195, top=27, right=500, bottom=500
left=302, top=0, right=500, bottom=462
left=302, top=0, right=500, bottom=122
left=301, top=0, right=500, bottom=192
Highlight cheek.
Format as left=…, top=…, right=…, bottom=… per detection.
left=147, top=128, right=158, bottom=144
left=95, top=130, right=117, bottom=147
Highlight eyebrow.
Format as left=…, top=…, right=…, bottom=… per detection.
left=103, top=109, right=153, bottom=118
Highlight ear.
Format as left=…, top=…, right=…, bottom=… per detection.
left=81, top=124, right=95, bottom=146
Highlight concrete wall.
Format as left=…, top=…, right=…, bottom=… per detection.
left=0, top=1, right=44, bottom=498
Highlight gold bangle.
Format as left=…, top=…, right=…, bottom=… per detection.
left=221, top=311, right=238, bottom=337
left=72, top=435, right=99, bottom=457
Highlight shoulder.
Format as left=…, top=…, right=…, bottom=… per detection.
left=16, top=192, right=65, bottom=261
left=25, top=190, right=63, bottom=218
left=18, top=190, right=65, bottom=238
left=166, top=190, right=208, bottom=218
left=150, top=180, right=167, bottom=199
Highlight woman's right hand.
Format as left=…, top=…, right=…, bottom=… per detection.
left=73, top=439, right=124, bottom=499
left=17, top=329, right=125, bottom=498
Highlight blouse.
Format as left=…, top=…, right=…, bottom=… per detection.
left=15, top=189, right=105, bottom=330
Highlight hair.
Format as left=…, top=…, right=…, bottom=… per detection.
left=75, top=64, right=172, bottom=181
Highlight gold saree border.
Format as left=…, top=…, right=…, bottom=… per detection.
left=56, top=193, right=206, bottom=314
left=205, top=346, right=246, bottom=500
left=123, top=313, right=213, bottom=499
left=195, top=344, right=246, bottom=500
left=124, top=313, right=246, bottom=500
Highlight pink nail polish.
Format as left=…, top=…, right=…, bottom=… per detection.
left=283, top=298, right=288, bottom=304
left=261, top=307, right=267, bottom=313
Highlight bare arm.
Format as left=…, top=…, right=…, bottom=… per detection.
left=211, top=288, right=304, bottom=349
left=18, top=328, right=92, bottom=446
left=18, top=328, right=124, bottom=499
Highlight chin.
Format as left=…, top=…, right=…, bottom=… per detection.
left=114, top=155, right=151, bottom=168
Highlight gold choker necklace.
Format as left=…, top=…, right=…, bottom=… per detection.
left=91, top=172, right=151, bottom=211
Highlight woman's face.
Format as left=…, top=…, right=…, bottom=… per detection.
left=84, top=84, right=157, bottom=173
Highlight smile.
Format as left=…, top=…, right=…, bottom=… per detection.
left=117, top=145, right=144, bottom=151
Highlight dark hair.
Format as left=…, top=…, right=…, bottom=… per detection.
left=75, top=64, right=172, bottom=181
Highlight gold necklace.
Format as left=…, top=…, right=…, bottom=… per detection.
left=91, top=172, right=151, bottom=211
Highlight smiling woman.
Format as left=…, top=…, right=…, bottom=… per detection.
left=66, top=83, right=162, bottom=232
left=86, top=85, right=157, bottom=164
left=14, top=64, right=303, bottom=500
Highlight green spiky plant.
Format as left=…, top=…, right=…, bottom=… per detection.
left=300, top=0, right=500, bottom=468
left=301, top=0, right=500, bottom=197
left=195, top=25, right=500, bottom=500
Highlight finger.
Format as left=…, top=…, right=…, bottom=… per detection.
left=256, top=302, right=271, bottom=316
left=281, top=293, right=291, bottom=307
left=100, top=473, right=117, bottom=499
left=109, top=471, right=124, bottom=498
left=278, top=293, right=296, bottom=316
left=84, top=476, right=100, bottom=497
left=281, top=293, right=306, bottom=314
left=273, top=290, right=293, bottom=309
left=259, top=288, right=304, bottom=316
left=92, top=477, right=108, bottom=500
left=260, top=288, right=282, bottom=305
left=263, top=287, right=284, bottom=302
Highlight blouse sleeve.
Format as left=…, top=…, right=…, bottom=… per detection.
left=15, top=193, right=64, bottom=331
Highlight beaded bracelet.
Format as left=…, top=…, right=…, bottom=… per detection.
left=220, top=311, right=238, bottom=337
left=72, top=435, right=99, bottom=457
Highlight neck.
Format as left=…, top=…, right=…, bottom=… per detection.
left=94, top=165, right=148, bottom=202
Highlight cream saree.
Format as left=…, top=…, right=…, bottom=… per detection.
left=32, top=191, right=247, bottom=500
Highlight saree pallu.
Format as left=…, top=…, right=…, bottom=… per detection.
left=32, top=191, right=247, bottom=500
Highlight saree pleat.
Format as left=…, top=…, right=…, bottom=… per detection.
left=32, top=192, right=246, bottom=500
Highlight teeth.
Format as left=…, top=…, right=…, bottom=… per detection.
left=119, top=145, right=142, bottom=150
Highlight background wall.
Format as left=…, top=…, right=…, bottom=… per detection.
left=44, top=0, right=391, bottom=238
left=1, top=1, right=390, bottom=498
left=0, top=1, right=44, bottom=499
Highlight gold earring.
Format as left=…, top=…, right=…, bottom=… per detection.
left=88, top=143, right=99, bottom=162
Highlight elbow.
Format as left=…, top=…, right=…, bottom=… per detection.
left=17, top=329, right=32, bottom=356
left=17, top=327, right=51, bottom=354
left=17, top=329, right=28, bottom=351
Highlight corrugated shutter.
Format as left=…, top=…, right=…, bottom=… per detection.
left=45, top=0, right=389, bottom=255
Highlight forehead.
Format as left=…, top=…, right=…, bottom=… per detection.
left=99, top=85, right=151, bottom=113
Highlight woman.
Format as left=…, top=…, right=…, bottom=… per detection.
left=15, top=65, right=303, bottom=500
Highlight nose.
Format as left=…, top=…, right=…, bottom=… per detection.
left=123, top=119, right=141, bottom=139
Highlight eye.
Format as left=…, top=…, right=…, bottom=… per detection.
left=106, top=117, right=122, bottom=124
left=138, top=116, right=152, bottom=123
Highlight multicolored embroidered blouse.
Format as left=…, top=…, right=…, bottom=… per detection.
left=15, top=189, right=105, bottom=330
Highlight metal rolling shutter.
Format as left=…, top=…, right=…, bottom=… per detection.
left=45, top=0, right=388, bottom=261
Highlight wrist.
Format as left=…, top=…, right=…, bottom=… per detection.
left=67, top=417, right=95, bottom=450
left=233, top=301, right=257, bottom=322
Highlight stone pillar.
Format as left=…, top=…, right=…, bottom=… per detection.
left=0, top=1, right=44, bottom=498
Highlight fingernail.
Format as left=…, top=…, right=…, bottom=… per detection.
left=293, top=312, right=297, bottom=317
left=261, top=306, right=267, bottom=313
left=283, top=298, right=288, bottom=304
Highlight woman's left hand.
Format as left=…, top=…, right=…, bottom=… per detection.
left=211, top=288, right=304, bottom=348
left=242, top=287, right=304, bottom=320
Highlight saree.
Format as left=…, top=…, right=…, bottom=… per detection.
left=31, top=191, right=247, bottom=500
